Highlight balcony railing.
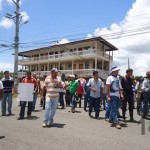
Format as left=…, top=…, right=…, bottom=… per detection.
left=18, top=49, right=112, bottom=64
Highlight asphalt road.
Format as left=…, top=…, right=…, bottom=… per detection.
left=0, top=97, right=150, bottom=150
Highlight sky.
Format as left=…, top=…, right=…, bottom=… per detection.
left=0, top=0, right=150, bottom=76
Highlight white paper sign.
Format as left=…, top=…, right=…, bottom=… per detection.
left=18, top=83, right=34, bottom=102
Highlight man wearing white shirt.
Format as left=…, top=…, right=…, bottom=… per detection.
left=87, top=71, right=103, bottom=119
left=106, top=66, right=123, bottom=129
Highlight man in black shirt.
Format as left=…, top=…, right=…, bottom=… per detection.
left=121, top=68, right=135, bottom=121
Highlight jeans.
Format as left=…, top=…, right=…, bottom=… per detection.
left=70, top=93, right=77, bottom=110
left=84, top=94, right=90, bottom=110
left=44, top=97, right=58, bottom=124
left=105, top=100, right=111, bottom=118
left=89, top=96, right=100, bottom=118
left=109, top=96, right=120, bottom=124
left=32, top=91, right=38, bottom=111
left=103, top=93, right=107, bottom=109
left=142, top=92, right=150, bottom=117
left=19, top=101, right=33, bottom=117
left=1, top=92, right=13, bottom=114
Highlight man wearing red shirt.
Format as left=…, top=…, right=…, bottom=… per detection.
left=17, top=71, right=38, bottom=120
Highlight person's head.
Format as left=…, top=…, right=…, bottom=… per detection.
left=50, top=68, right=58, bottom=78
left=70, top=75, right=75, bottom=81
left=126, top=68, right=133, bottom=77
left=93, top=70, right=99, bottom=78
left=146, top=71, right=150, bottom=79
left=25, top=71, right=32, bottom=78
left=111, top=66, right=120, bottom=76
left=4, top=70, right=10, bottom=78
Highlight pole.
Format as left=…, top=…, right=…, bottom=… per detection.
left=14, top=0, right=20, bottom=91
left=128, top=58, right=130, bottom=69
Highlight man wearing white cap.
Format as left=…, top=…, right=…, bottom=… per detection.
left=106, top=66, right=123, bottom=129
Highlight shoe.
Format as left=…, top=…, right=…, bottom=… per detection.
left=26, top=115, right=31, bottom=119
left=118, top=114, right=123, bottom=118
left=0, top=136, right=5, bottom=139
left=95, top=116, right=100, bottom=120
left=115, top=124, right=121, bottom=129
left=42, top=123, right=47, bottom=128
left=8, top=113, right=12, bottom=116
left=109, top=120, right=113, bottom=123
left=2, top=113, right=6, bottom=116
left=130, top=118, right=136, bottom=122
left=72, top=109, right=75, bottom=113
left=49, top=122, right=54, bottom=126
left=89, top=112, right=91, bottom=117
left=17, top=116, right=24, bottom=120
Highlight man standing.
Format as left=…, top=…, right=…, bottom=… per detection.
left=121, top=68, right=135, bottom=122
left=141, top=71, right=150, bottom=119
left=1, top=71, right=14, bottom=116
left=0, top=80, right=5, bottom=139
left=32, top=73, right=38, bottom=111
left=69, top=75, right=79, bottom=113
left=106, top=66, right=123, bottom=129
left=43, top=68, right=63, bottom=127
left=87, top=71, right=103, bottom=119
left=17, top=71, right=38, bottom=120
left=83, top=77, right=91, bottom=111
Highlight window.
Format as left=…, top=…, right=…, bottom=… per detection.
left=85, top=62, right=89, bottom=69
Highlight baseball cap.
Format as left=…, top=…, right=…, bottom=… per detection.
left=111, top=66, right=120, bottom=73
left=51, top=68, right=58, bottom=73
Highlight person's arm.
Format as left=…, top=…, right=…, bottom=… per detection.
left=87, top=79, right=96, bottom=93
left=106, top=84, right=111, bottom=101
left=0, top=89, right=3, bottom=100
left=142, top=80, right=150, bottom=92
left=100, top=87, right=103, bottom=104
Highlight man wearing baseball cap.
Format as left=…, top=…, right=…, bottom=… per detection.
left=106, top=66, right=124, bottom=129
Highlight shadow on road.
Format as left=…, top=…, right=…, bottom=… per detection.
left=47, top=123, right=66, bottom=128
left=26, top=116, right=40, bottom=120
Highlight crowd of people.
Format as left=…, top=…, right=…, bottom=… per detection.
left=0, top=67, right=150, bottom=131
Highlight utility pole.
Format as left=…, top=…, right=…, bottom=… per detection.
left=14, top=0, right=20, bottom=91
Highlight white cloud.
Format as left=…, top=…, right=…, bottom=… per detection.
left=21, top=11, right=29, bottom=23
left=85, top=34, right=93, bottom=39
left=0, top=62, right=14, bottom=72
left=92, top=0, right=150, bottom=76
left=59, top=39, right=70, bottom=44
left=0, top=17, right=14, bottom=28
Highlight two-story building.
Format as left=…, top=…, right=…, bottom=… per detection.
left=18, top=37, right=118, bottom=79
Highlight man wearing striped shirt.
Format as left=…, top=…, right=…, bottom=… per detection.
left=43, top=68, right=63, bottom=127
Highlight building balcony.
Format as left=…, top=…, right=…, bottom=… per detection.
left=18, top=49, right=112, bottom=65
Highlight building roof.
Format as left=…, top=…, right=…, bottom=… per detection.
left=18, top=36, right=118, bottom=57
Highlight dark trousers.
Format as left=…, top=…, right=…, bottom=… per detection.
left=89, top=96, right=100, bottom=118
left=84, top=94, right=90, bottom=110
left=19, top=101, right=33, bottom=117
left=122, top=95, right=134, bottom=119
left=59, top=92, right=64, bottom=107
left=78, top=94, right=82, bottom=107
left=65, top=90, right=70, bottom=106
